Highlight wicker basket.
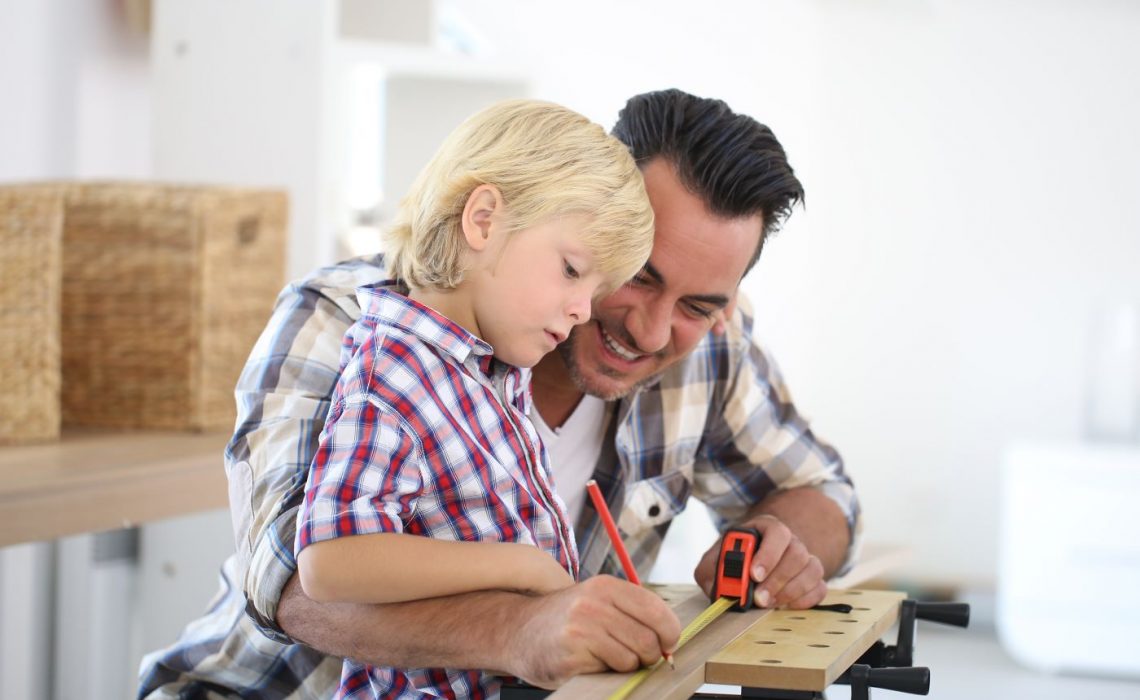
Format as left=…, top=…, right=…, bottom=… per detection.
left=60, top=183, right=288, bottom=431
left=0, top=186, right=64, bottom=444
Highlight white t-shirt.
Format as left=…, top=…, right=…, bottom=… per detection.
left=532, top=394, right=610, bottom=526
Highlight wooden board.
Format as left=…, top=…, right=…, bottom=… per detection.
left=705, top=588, right=906, bottom=691
left=549, top=585, right=765, bottom=700
left=827, top=543, right=910, bottom=589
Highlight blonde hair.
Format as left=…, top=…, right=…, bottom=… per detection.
left=386, top=99, right=654, bottom=295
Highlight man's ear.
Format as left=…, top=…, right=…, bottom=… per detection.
left=461, top=184, right=503, bottom=252
left=712, top=291, right=738, bottom=336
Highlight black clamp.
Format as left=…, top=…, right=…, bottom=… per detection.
left=857, top=600, right=971, bottom=668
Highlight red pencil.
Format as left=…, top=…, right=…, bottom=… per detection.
left=585, top=479, right=675, bottom=669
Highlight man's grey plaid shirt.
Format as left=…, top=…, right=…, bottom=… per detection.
left=138, top=255, right=862, bottom=699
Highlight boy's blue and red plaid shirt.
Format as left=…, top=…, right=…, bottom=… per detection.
left=295, top=284, right=578, bottom=699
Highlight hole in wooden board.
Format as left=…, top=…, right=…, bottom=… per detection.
left=772, top=627, right=792, bottom=632
left=808, top=644, right=830, bottom=648
left=754, top=640, right=776, bottom=645
left=788, top=616, right=806, bottom=620
left=760, top=659, right=783, bottom=664
left=824, top=631, right=845, bottom=635
left=840, top=619, right=858, bottom=623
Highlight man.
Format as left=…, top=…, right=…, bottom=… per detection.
left=139, top=89, right=860, bottom=698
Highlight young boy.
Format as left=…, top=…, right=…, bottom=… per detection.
left=293, top=100, right=655, bottom=699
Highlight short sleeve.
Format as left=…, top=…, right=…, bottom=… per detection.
left=295, top=396, right=425, bottom=552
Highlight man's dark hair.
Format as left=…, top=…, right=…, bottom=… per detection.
left=612, top=89, right=804, bottom=270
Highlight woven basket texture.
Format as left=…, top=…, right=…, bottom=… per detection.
left=59, top=183, right=287, bottom=431
left=0, top=186, right=64, bottom=444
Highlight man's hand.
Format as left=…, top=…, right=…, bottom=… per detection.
left=515, top=545, right=577, bottom=596
left=507, top=575, right=681, bottom=689
left=693, top=515, right=827, bottom=610
left=278, top=571, right=679, bottom=691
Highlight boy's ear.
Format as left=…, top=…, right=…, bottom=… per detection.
left=461, top=184, right=503, bottom=252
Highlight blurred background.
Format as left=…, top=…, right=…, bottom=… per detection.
left=1, top=0, right=1139, bottom=698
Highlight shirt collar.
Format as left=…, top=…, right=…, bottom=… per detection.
left=355, top=283, right=493, bottom=366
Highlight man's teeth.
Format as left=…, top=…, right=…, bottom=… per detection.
left=602, top=328, right=642, bottom=361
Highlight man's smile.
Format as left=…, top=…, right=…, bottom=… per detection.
left=598, top=323, right=648, bottom=363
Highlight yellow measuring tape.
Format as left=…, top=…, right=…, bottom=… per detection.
left=607, top=596, right=737, bottom=700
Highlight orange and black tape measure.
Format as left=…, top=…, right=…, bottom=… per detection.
left=711, top=526, right=761, bottom=611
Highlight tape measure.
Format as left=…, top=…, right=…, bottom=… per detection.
left=711, top=527, right=761, bottom=611
left=607, top=527, right=762, bottom=700
left=608, top=597, right=736, bottom=700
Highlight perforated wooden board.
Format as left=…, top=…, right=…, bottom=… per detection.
left=705, top=588, right=907, bottom=691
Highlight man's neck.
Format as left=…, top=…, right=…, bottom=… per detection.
left=531, top=352, right=586, bottom=430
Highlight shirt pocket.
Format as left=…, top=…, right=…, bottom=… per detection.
left=617, top=470, right=693, bottom=538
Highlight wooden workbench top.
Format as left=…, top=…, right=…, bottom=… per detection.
left=549, top=585, right=905, bottom=699
left=0, top=431, right=228, bottom=547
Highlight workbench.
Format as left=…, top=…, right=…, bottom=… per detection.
left=505, top=579, right=964, bottom=700
left=0, top=431, right=228, bottom=547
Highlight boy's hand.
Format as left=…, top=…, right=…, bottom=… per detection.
left=514, top=545, right=575, bottom=595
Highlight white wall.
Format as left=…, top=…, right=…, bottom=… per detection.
left=150, top=0, right=338, bottom=278
left=443, top=0, right=1140, bottom=585
left=753, top=0, right=1140, bottom=585
left=0, top=0, right=151, bottom=181
left=0, top=2, right=73, bottom=180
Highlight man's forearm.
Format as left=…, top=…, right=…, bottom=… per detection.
left=744, top=486, right=850, bottom=577
left=277, top=572, right=521, bottom=673
left=276, top=570, right=680, bottom=689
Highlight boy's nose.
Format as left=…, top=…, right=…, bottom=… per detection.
left=567, top=295, right=592, bottom=325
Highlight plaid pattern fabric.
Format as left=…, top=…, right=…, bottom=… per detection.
left=296, top=286, right=578, bottom=699
left=138, top=255, right=861, bottom=699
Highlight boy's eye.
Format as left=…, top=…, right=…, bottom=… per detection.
left=563, top=260, right=580, bottom=280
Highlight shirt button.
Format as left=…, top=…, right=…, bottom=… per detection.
left=648, top=504, right=661, bottom=517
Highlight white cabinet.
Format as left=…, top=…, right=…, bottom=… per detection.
left=998, top=442, right=1140, bottom=678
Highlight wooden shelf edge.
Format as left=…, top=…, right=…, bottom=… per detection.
left=0, top=431, right=231, bottom=547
